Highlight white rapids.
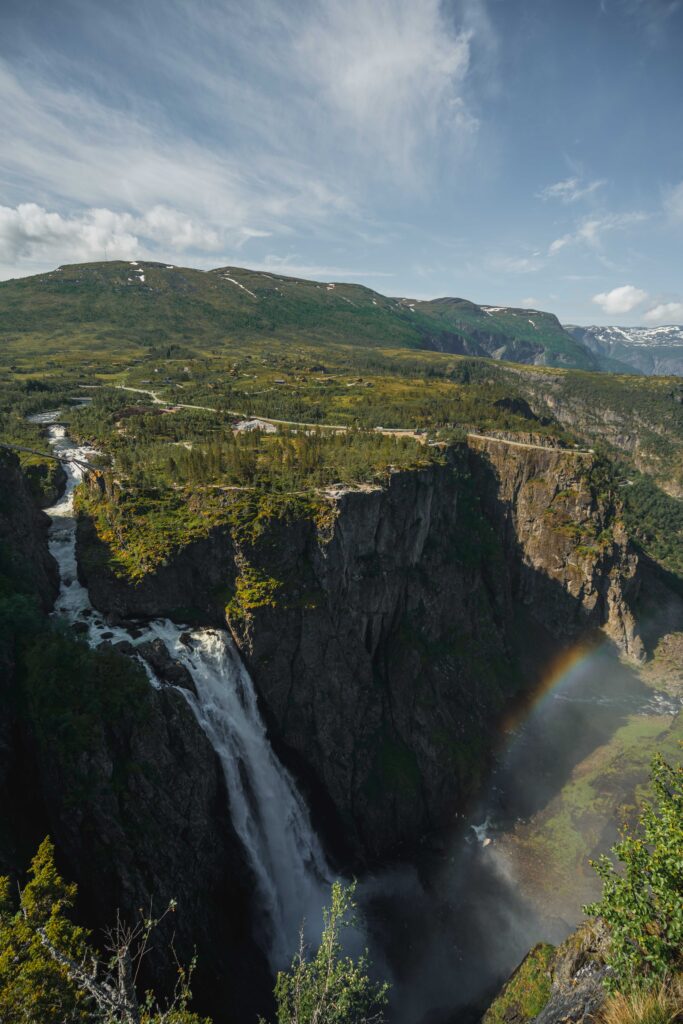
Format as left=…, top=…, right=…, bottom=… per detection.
left=38, top=414, right=332, bottom=968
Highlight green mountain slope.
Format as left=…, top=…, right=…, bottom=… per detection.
left=0, top=260, right=597, bottom=370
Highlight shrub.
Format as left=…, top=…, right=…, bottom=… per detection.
left=267, top=881, right=389, bottom=1024
left=584, top=755, right=683, bottom=991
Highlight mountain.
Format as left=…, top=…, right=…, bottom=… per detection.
left=565, top=323, right=683, bottom=376
left=0, top=260, right=598, bottom=370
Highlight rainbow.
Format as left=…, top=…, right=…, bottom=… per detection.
left=501, top=638, right=603, bottom=736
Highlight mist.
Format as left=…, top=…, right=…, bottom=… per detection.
left=357, top=640, right=680, bottom=1024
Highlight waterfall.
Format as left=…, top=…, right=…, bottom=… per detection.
left=38, top=416, right=332, bottom=968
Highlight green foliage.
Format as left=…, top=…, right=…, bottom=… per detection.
left=227, top=563, right=282, bottom=620
left=267, top=882, right=389, bottom=1024
left=621, top=476, right=683, bottom=581
left=22, top=629, right=149, bottom=785
left=0, top=838, right=90, bottom=1023
left=483, top=943, right=555, bottom=1024
left=0, top=260, right=593, bottom=369
left=584, top=755, right=683, bottom=991
left=0, top=841, right=210, bottom=1024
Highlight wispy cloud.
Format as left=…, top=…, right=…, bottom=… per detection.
left=592, top=284, right=648, bottom=314
left=0, top=0, right=489, bottom=277
left=548, top=211, right=648, bottom=255
left=664, top=180, right=683, bottom=220
left=538, top=177, right=606, bottom=204
left=490, top=253, right=544, bottom=273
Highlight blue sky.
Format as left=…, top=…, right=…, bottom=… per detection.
left=0, top=0, right=681, bottom=324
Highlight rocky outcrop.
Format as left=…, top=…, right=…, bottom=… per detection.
left=468, top=437, right=644, bottom=661
left=77, top=510, right=236, bottom=623
left=77, top=440, right=645, bottom=865
left=483, top=922, right=610, bottom=1024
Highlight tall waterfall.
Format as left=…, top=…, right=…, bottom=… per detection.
left=38, top=415, right=332, bottom=968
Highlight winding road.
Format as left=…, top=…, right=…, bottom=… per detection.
left=116, top=384, right=594, bottom=455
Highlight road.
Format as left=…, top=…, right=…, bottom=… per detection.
left=116, top=386, right=593, bottom=455
left=467, top=432, right=593, bottom=455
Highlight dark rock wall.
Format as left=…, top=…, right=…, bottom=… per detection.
left=77, top=440, right=644, bottom=865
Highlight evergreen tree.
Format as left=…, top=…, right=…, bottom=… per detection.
left=0, top=837, right=90, bottom=1023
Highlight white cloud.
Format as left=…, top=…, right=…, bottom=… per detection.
left=0, top=0, right=491, bottom=277
left=592, top=284, right=648, bottom=314
left=548, top=235, right=571, bottom=254
left=664, top=181, right=683, bottom=220
left=538, top=177, right=606, bottom=203
left=0, top=202, right=252, bottom=270
left=643, top=301, right=683, bottom=324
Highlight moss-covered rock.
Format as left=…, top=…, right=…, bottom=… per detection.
left=483, top=943, right=555, bottom=1024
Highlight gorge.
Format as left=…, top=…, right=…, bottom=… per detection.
left=3, top=395, right=679, bottom=1023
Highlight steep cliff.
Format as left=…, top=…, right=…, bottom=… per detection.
left=468, top=436, right=644, bottom=661
left=0, top=449, right=59, bottom=610
left=24, top=643, right=272, bottom=1021
left=0, top=452, right=271, bottom=1021
left=0, top=449, right=60, bottom=876
left=509, top=369, right=683, bottom=497
left=76, top=439, right=645, bottom=865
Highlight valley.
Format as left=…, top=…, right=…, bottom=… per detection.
left=0, top=261, right=681, bottom=1024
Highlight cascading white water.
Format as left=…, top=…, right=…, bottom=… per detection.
left=36, top=413, right=332, bottom=968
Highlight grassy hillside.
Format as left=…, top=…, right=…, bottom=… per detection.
left=0, top=260, right=596, bottom=369
left=1, top=258, right=681, bottom=583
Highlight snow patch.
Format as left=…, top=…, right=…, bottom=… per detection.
left=224, top=275, right=258, bottom=299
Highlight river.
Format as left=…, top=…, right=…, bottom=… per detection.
left=34, top=411, right=682, bottom=1023
left=37, top=413, right=331, bottom=970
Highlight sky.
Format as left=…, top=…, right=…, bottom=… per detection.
left=0, top=0, right=681, bottom=325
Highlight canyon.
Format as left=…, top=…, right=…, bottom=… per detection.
left=1, top=414, right=680, bottom=1023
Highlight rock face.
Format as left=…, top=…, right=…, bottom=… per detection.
left=0, top=450, right=60, bottom=876
left=0, top=449, right=59, bottom=610
left=0, top=451, right=271, bottom=1021
left=77, top=439, right=645, bottom=865
left=483, top=922, right=610, bottom=1024
left=30, top=675, right=271, bottom=1022
left=468, top=437, right=644, bottom=661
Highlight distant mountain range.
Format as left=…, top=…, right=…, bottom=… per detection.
left=2, top=260, right=682, bottom=377
left=565, top=324, right=683, bottom=376
left=0, top=260, right=598, bottom=371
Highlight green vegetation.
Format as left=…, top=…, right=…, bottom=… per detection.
left=0, top=838, right=90, bottom=1024
left=0, top=260, right=594, bottom=369
left=498, top=711, right=683, bottom=921
left=0, top=840, right=208, bottom=1024
left=1, top=847, right=387, bottom=1024
left=1, top=259, right=682, bottom=586
left=227, top=563, right=283, bottom=620
left=621, top=476, right=683, bottom=580
left=265, top=881, right=388, bottom=1024
left=23, top=631, right=149, bottom=786
left=585, top=755, right=683, bottom=991
left=483, top=943, right=555, bottom=1024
